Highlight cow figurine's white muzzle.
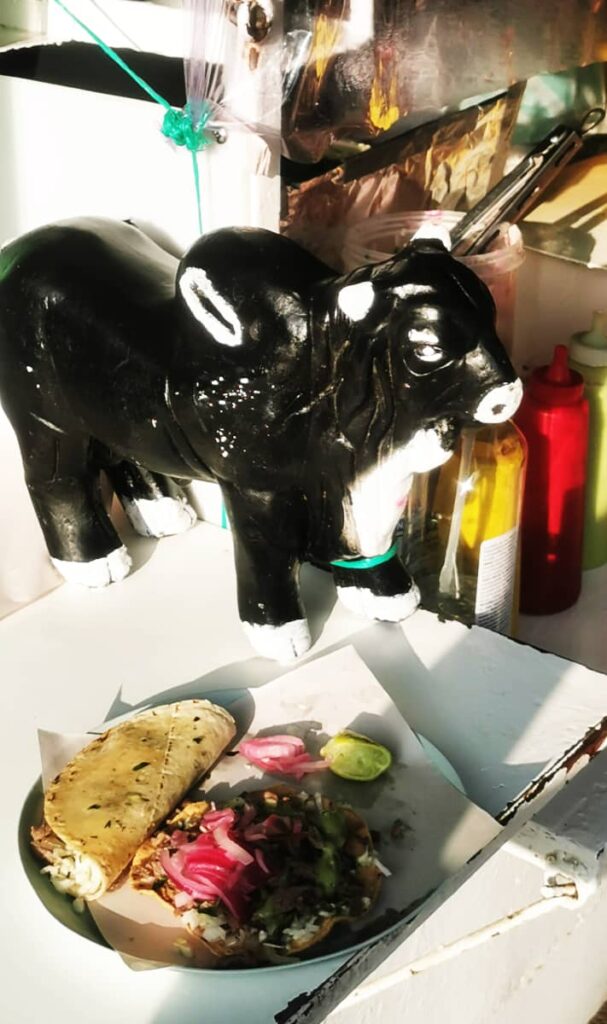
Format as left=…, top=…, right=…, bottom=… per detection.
left=474, top=379, right=523, bottom=424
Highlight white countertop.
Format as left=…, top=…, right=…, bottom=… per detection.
left=3, top=525, right=350, bottom=1024
left=4, top=519, right=607, bottom=1024
left=517, top=564, right=607, bottom=676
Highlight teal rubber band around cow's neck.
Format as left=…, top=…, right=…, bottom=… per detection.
left=330, top=541, right=399, bottom=570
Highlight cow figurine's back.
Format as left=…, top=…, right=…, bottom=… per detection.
left=0, top=218, right=522, bottom=661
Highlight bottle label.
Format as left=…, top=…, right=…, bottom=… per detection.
left=475, top=527, right=518, bottom=634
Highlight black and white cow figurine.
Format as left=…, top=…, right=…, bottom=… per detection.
left=0, top=218, right=521, bottom=661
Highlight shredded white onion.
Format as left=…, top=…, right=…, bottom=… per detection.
left=41, top=850, right=105, bottom=899
left=282, top=917, right=319, bottom=943
left=181, top=908, right=229, bottom=944
left=357, top=849, right=391, bottom=875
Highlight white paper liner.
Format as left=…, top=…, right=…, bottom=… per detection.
left=35, top=646, right=500, bottom=970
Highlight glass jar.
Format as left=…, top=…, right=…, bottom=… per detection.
left=401, top=421, right=527, bottom=634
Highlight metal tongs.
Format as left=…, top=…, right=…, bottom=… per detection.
left=449, top=107, right=606, bottom=256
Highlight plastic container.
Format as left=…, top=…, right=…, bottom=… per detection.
left=568, top=311, right=607, bottom=570
left=341, top=210, right=525, bottom=355
left=514, top=346, right=589, bottom=615
left=401, top=421, right=527, bottom=634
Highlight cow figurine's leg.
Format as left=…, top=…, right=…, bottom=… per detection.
left=106, top=461, right=196, bottom=538
left=331, top=545, right=420, bottom=623
left=13, top=419, right=131, bottom=586
left=222, top=484, right=311, bottom=663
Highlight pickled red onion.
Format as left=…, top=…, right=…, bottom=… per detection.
left=254, top=848, right=271, bottom=875
left=239, top=736, right=329, bottom=780
left=240, top=736, right=304, bottom=758
left=213, top=826, right=254, bottom=866
left=200, top=808, right=237, bottom=832
left=160, top=810, right=268, bottom=923
left=169, top=829, right=191, bottom=847
left=241, top=736, right=304, bottom=759
left=291, top=759, right=332, bottom=776
left=160, top=847, right=243, bottom=920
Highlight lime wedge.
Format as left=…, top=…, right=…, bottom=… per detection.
left=320, top=731, right=392, bottom=781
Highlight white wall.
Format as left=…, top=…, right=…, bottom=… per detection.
left=0, top=75, right=280, bottom=251
left=0, top=71, right=280, bottom=617
left=513, top=248, right=607, bottom=373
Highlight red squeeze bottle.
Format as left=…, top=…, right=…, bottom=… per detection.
left=514, top=345, right=589, bottom=614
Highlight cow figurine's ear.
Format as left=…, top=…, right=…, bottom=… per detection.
left=337, top=280, right=375, bottom=321
left=179, top=266, right=243, bottom=347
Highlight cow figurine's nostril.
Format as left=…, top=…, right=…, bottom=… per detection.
left=474, top=380, right=523, bottom=424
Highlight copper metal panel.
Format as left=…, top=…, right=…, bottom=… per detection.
left=281, top=0, right=607, bottom=161
left=282, top=89, right=523, bottom=268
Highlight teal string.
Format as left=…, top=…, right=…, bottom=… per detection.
left=191, top=151, right=203, bottom=236
left=53, top=0, right=213, bottom=232
left=53, top=0, right=171, bottom=110
left=160, top=102, right=213, bottom=154
left=330, top=541, right=399, bottom=571
left=160, top=103, right=214, bottom=237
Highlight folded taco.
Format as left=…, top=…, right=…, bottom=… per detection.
left=31, top=699, right=236, bottom=901
left=130, top=785, right=384, bottom=963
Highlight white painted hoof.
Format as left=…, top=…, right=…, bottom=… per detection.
left=123, top=496, right=197, bottom=538
left=52, top=546, right=132, bottom=588
left=337, top=583, right=420, bottom=623
left=243, top=619, right=312, bottom=663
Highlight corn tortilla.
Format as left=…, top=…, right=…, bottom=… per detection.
left=31, top=700, right=236, bottom=899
